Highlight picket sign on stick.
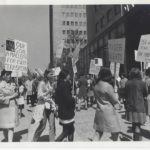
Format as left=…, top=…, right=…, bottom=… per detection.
left=108, top=38, right=125, bottom=92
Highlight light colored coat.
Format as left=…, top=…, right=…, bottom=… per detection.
left=0, top=81, right=19, bottom=128
left=93, top=81, right=120, bottom=132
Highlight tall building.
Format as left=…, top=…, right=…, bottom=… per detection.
left=52, top=5, right=87, bottom=68
left=79, top=5, right=150, bottom=75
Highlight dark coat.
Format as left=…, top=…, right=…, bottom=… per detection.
left=125, top=79, right=148, bottom=113
left=78, top=77, right=88, bottom=98
left=55, top=80, right=75, bottom=120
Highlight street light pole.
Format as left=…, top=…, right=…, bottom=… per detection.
left=49, top=5, right=53, bottom=68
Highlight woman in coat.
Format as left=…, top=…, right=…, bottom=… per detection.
left=55, top=69, right=75, bottom=142
left=125, top=68, right=147, bottom=141
left=0, top=70, right=19, bottom=142
left=93, top=67, right=121, bottom=141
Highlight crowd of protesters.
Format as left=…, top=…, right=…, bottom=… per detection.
left=1, top=66, right=150, bottom=142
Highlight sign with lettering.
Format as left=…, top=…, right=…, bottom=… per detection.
left=108, top=38, right=125, bottom=64
left=137, top=34, right=150, bottom=62
left=5, top=40, right=27, bottom=73
left=94, top=58, right=103, bottom=66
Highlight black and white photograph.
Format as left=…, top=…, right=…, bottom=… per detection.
left=0, top=2, right=150, bottom=148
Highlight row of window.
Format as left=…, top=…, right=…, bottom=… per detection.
left=62, top=30, right=87, bottom=35
left=62, top=21, right=87, bottom=26
left=64, top=39, right=87, bottom=45
left=95, top=6, right=121, bottom=33
left=61, top=5, right=86, bottom=9
left=62, top=12, right=86, bottom=18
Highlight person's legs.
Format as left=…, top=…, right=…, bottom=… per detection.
left=67, top=123, right=75, bottom=141
left=111, top=132, right=119, bottom=141
left=55, top=124, right=69, bottom=141
left=8, top=128, right=14, bottom=142
left=132, top=123, right=142, bottom=141
left=33, top=110, right=47, bottom=141
left=3, top=129, right=8, bottom=141
left=47, top=110, right=55, bottom=141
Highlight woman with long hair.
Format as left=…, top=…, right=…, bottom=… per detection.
left=125, top=68, right=147, bottom=141
left=93, top=67, right=121, bottom=141
left=28, top=69, right=56, bottom=141
left=55, top=69, right=75, bottom=142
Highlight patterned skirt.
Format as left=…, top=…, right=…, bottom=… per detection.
left=126, top=111, right=146, bottom=125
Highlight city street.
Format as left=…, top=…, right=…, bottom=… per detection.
left=1, top=102, right=150, bottom=142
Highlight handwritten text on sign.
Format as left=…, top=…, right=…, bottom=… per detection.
left=108, top=38, right=125, bottom=64
left=5, top=40, right=27, bottom=73
left=137, top=34, right=150, bottom=62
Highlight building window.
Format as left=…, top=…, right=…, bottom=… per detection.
left=84, top=31, right=87, bottom=35
left=66, top=12, right=69, bottom=17
left=79, top=22, right=82, bottom=26
left=79, top=31, right=82, bottom=34
left=75, top=22, right=78, bottom=26
left=75, top=13, right=78, bottom=17
left=83, top=13, right=86, bottom=17
left=71, top=30, right=74, bottom=34
left=71, top=12, right=74, bottom=17
left=62, top=21, right=65, bottom=25
left=67, top=39, right=70, bottom=44
left=114, top=5, right=121, bottom=15
left=62, top=30, right=66, bottom=34
left=96, top=22, right=100, bottom=33
left=71, top=21, right=74, bottom=26
left=83, top=5, right=86, bottom=9
left=67, top=21, right=69, bottom=25
left=67, top=30, right=70, bottom=34
left=100, top=16, right=104, bottom=28
left=79, top=13, right=82, bottom=17
left=107, top=9, right=113, bottom=23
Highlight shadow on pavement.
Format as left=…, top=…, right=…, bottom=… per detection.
left=119, top=132, right=132, bottom=141
left=38, top=135, right=49, bottom=142
left=141, top=128, right=150, bottom=139
left=13, top=129, right=28, bottom=142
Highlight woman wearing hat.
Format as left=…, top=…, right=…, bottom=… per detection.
left=0, top=70, right=19, bottom=142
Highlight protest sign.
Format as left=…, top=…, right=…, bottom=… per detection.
left=52, top=67, right=61, bottom=76
left=110, top=62, right=120, bottom=77
left=94, top=58, right=103, bottom=66
left=108, top=38, right=125, bottom=64
left=11, top=71, right=22, bottom=78
left=137, top=34, right=150, bottom=62
left=56, top=40, right=64, bottom=58
left=73, top=64, right=77, bottom=74
left=89, top=59, right=100, bottom=75
left=72, top=43, right=80, bottom=66
left=5, top=40, right=27, bottom=74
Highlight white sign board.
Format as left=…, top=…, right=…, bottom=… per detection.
left=89, top=59, right=101, bottom=75
left=94, top=58, right=103, bottom=66
left=73, top=64, right=77, bottom=74
left=137, top=34, right=150, bottom=62
left=56, top=40, right=64, bottom=58
left=11, top=71, right=22, bottom=77
left=5, top=40, right=27, bottom=73
left=110, top=62, right=120, bottom=77
left=52, top=67, right=61, bottom=76
left=72, top=43, right=80, bottom=66
left=108, top=38, right=125, bottom=64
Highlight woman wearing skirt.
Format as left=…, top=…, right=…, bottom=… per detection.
left=125, top=68, right=148, bottom=141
